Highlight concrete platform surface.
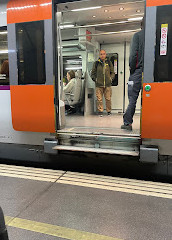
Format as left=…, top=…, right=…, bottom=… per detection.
left=0, top=164, right=171, bottom=240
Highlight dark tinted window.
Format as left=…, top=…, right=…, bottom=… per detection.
left=0, top=26, right=9, bottom=85
left=108, top=53, right=118, bottom=86
left=16, top=21, right=46, bottom=85
left=154, top=5, right=172, bottom=82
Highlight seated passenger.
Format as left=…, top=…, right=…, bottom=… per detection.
left=0, top=60, right=9, bottom=85
left=64, top=70, right=76, bottom=111
left=64, top=70, right=76, bottom=98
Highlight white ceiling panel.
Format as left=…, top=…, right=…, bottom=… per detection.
left=58, top=0, right=145, bottom=44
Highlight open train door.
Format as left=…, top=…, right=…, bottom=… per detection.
left=7, top=0, right=56, bottom=133
left=142, top=0, right=172, bottom=144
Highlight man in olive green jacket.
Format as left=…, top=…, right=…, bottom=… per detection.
left=91, top=50, right=115, bottom=116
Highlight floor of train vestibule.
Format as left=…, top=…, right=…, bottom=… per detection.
left=1, top=164, right=172, bottom=240
left=63, top=114, right=140, bottom=135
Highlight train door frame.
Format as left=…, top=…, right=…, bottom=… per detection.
left=137, top=0, right=172, bottom=164
left=55, top=0, right=143, bottom=136
left=53, top=0, right=59, bottom=132
left=141, top=0, right=172, bottom=158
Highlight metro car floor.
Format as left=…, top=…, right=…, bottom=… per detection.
left=64, top=114, right=140, bottom=136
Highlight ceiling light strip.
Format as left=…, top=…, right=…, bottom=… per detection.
left=59, top=18, right=143, bottom=30
left=0, top=31, right=8, bottom=35
left=65, top=67, right=82, bottom=70
left=128, top=17, right=143, bottom=21
left=71, top=6, right=102, bottom=12
left=74, top=29, right=141, bottom=37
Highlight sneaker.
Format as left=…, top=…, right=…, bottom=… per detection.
left=107, top=112, right=111, bottom=116
left=98, top=112, right=103, bottom=117
left=121, top=124, right=132, bottom=131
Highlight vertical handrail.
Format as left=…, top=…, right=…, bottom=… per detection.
left=58, top=26, right=64, bottom=99
left=57, top=26, right=63, bottom=99
left=56, top=22, right=63, bottom=128
left=123, top=41, right=127, bottom=113
left=52, top=0, right=59, bottom=131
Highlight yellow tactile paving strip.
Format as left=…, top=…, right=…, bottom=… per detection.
left=5, top=216, right=122, bottom=240
left=0, top=164, right=172, bottom=199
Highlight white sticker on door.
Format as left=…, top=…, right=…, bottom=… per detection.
left=160, top=24, right=168, bottom=56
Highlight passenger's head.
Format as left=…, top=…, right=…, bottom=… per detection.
left=99, top=50, right=107, bottom=61
left=67, top=70, right=75, bottom=81
left=0, top=60, right=9, bottom=77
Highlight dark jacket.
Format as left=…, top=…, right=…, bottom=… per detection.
left=91, top=58, right=115, bottom=87
left=129, top=29, right=144, bottom=74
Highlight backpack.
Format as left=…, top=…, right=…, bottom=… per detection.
left=95, top=60, right=117, bottom=86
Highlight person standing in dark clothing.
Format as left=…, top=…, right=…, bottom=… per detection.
left=121, top=19, right=144, bottom=130
left=91, top=50, right=115, bottom=117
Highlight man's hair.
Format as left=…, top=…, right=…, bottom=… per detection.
left=0, top=60, right=9, bottom=77
left=100, top=49, right=106, bottom=53
left=67, top=70, right=75, bottom=79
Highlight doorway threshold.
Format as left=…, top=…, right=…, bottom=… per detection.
left=61, top=114, right=140, bottom=137
left=58, top=126, right=140, bottom=137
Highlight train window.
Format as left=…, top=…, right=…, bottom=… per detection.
left=107, top=53, right=118, bottom=86
left=154, top=5, right=172, bottom=82
left=16, top=21, right=46, bottom=85
left=0, top=26, right=9, bottom=85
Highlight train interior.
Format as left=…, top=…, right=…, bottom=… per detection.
left=56, top=0, right=144, bottom=138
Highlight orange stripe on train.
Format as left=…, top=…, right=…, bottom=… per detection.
left=141, top=83, right=172, bottom=140
left=147, top=0, right=172, bottom=7
left=11, top=85, right=55, bottom=133
left=7, top=0, right=52, bottom=24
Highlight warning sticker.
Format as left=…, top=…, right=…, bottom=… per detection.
left=114, top=59, right=117, bottom=74
left=160, top=24, right=168, bottom=56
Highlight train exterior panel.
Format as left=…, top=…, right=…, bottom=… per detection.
left=141, top=0, right=172, bottom=156
left=0, top=0, right=55, bottom=145
left=0, top=0, right=172, bottom=175
left=7, top=0, right=56, bottom=133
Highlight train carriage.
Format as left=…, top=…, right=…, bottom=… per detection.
left=0, top=0, right=172, bottom=176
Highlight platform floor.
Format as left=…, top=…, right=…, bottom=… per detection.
left=0, top=164, right=172, bottom=240
left=63, top=114, right=140, bottom=136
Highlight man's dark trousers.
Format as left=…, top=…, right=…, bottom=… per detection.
left=123, top=68, right=142, bottom=125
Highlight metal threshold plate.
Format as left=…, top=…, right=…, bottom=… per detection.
left=58, top=127, right=140, bottom=137
left=53, top=145, right=139, bottom=156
